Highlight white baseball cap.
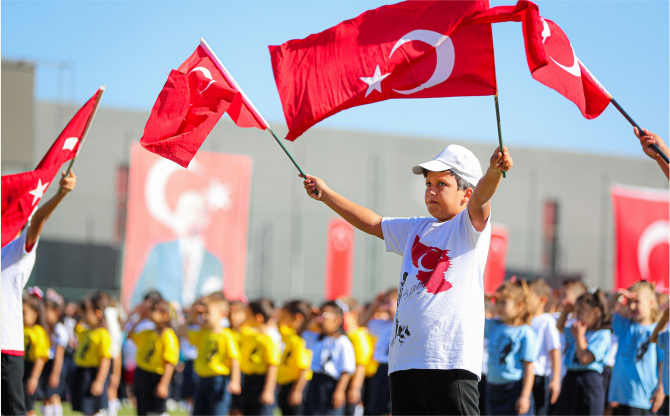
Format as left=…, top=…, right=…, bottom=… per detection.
left=411, top=144, right=483, bottom=187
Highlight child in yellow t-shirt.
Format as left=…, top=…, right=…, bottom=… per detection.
left=340, top=297, right=373, bottom=415
left=227, top=299, right=247, bottom=416
left=188, top=296, right=241, bottom=416
left=127, top=299, right=179, bottom=415
left=277, top=300, right=313, bottom=415
left=72, top=293, right=111, bottom=416
left=23, top=290, right=50, bottom=416
left=240, top=298, right=281, bottom=416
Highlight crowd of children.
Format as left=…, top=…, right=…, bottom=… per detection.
left=19, top=277, right=668, bottom=416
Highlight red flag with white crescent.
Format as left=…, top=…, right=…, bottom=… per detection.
left=611, top=185, right=669, bottom=293
left=1, top=87, right=103, bottom=247
left=269, top=0, right=497, bottom=141
left=324, top=218, right=355, bottom=300
left=141, top=40, right=267, bottom=168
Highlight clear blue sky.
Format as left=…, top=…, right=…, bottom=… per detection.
left=3, top=1, right=668, bottom=157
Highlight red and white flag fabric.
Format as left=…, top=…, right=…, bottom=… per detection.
left=141, top=39, right=267, bottom=168
left=1, top=87, right=103, bottom=247
left=324, top=218, right=355, bottom=301
left=270, top=0, right=497, bottom=141
left=611, top=185, right=669, bottom=293
left=527, top=16, right=611, bottom=119
left=483, top=224, right=509, bottom=294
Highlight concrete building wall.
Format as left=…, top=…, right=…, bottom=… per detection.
left=29, top=100, right=668, bottom=304
left=2, top=60, right=35, bottom=174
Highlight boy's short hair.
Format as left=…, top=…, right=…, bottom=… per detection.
left=284, top=300, right=311, bottom=318
left=249, top=298, right=275, bottom=322
left=422, top=168, right=473, bottom=191
left=320, top=300, right=344, bottom=317
left=143, top=290, right=163, bottom=303
left=386, top=287, right=399, bottom=297
left=528, top=278, right=552, bottom=299
left=562, top=278, right=587, bottom=297
left=207, top=291, right=227, bottom=302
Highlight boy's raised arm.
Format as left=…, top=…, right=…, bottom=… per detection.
left=468, top=147, right=512, bottom=232
left=302, top=174, right=383, bottom=239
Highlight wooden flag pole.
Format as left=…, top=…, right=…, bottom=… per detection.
left=494, top=94, right=507, bottom=179
left=609, top=98, right=669, bottom=164
left=199, top=38, right=316, bottom=194
left=59, top=85, right=106, bottom=193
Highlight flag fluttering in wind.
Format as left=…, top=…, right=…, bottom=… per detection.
left=466, top=0, right=610, bottom=119
left=1, top=87, right=104, bottom=247
left=270, top=0, right=497, bottom=141
left=141, top=39, right=267, bottom=168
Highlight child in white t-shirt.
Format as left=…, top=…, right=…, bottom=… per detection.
left=302, top=144, right=512, bottom=415
left=1, top=171, right=77, bottom=416
left=527, top=278, right=562, bottom=415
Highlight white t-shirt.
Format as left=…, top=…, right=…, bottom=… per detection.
left=1, top=229, right=39, bottom=353
left=368, top=319, right=393, bottom=364
left=303, top=331, right=356, bottom=380
left=105, top=307, right=123, bottom=359
left=381, top=209, right=490, bottom=378
left=48, top=322, right=70, bottom=360
left=531, top=313, right=562, bottom=376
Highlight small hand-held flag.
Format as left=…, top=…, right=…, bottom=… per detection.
left=1, top=86, right=105, bottom=247
left=141, top=39, right=314, bottom=192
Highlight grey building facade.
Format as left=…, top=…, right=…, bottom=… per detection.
left=3, top=60, right=668, bottom=304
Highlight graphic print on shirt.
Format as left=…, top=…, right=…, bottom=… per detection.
left=410, top=236, right=452, bottom=294
left=391, top=272, right=412, bottom=348
left=143, top=344, right=156, bottom=363
left=636, top=337, right=650, bottom=363
left=24, top=335, right=32, bottom=361
left=78, top=337, right=90, bottom=361
left=206, top=339, right=219, bottom=363
left=498, top=338, right=513, bottom=365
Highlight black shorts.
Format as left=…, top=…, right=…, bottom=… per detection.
left=23, top=360, right=37, bottom=411
left=390, top=368, right=480, bottom=415
left=38, top=359, right=68, bottom=399
left=612, top=405, right=656, bottom=415
left=70, top=366, right=109, bottom=415
left=2, top=353, right=26, bottom=416
left=366, top=363, right=391, bottom=415
left=242, top=374, right=274, bottom=416
left=487, top=379, right=536, bottom=416
left=278, top=381, right=309, bottom=416
left=305, top=372, right=342, bottom=416
left=555, top=370, right=604, bottom=416
left=133, top=367, right=167, bottom=415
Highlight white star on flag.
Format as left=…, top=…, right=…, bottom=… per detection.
left=28, top=178, right=49, bottom=205
left=360, top=65, right=390, bottom=98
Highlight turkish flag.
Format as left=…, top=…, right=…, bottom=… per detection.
left=1, top=88, right=103, bottom=247
left=269, top=0, right=497, bottom=141
left=324, top=218, right=355, bottom=300
left=527, top=17, right=611, bottom=119
left=483, top=225, right=509, bottom=294
left=611, top=185, right=669, bottom=293
left=141, top=40, right=267, bottom=168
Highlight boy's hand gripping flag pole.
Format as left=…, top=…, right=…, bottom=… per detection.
left=197, top=39, right=316, bottom=194
left=59, top=85, right=106, bottom=192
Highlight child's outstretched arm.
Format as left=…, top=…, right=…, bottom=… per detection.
left=468, top=146, right=513, bottom=232
left=302, top=175, right=383, bottom=239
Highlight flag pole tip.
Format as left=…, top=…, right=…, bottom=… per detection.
left=99, top=85, right=106, bottom=91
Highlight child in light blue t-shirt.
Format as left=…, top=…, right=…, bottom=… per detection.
left=608, top=281, right=665, bottom=414
left=485, top=280, right=539, bottom=416
left=555, top=290, right=612, bottom=415
left=651, top=307, right=669, bottom=415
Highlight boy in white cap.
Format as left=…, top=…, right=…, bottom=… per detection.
left=303, top=144, right=512, bottom=415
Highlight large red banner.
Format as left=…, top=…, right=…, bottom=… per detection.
left=121, top=143, right=252, bottom=309
left=484, top=224, right=509, bottom=294
left=324, top=218, right=355, bottom=300
left=611, top=185, right=669, bottom=293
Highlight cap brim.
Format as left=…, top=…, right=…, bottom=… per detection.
left=411, top=160, right=451, bottom=175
